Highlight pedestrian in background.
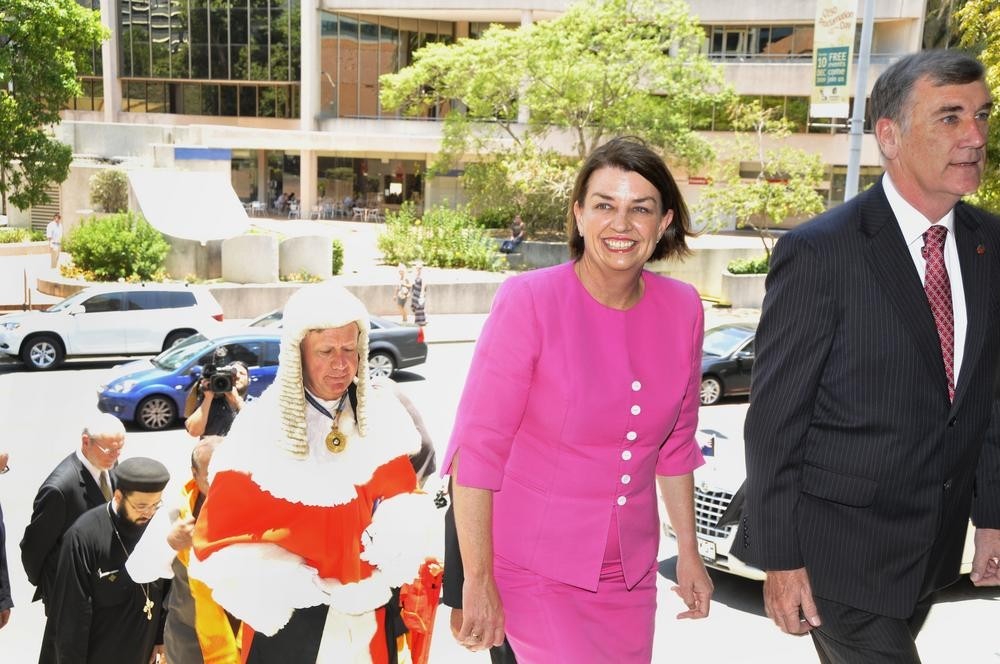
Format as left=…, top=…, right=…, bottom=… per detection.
left=45, top=213, right=62, bottom=269
left=499, top=214, right=525, bottom=254
left=411, top=262, right=428, bottom=326
left=445, top=136, right=712, bottom=661
left=396, top=262, right=412, bottom=322
left=738, top=50, right=1000, bottom=662
left=0, top=450, right=12, bottom=631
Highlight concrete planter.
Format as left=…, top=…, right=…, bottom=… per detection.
left=222, top=234, right=279, bottom=284
left=0, top=241, right=48, bottom=257
left=720, top=271, right=767, bottom=309
left=280, top=235, right=331, bottom=279
left=165, top=237, right=223, bottom=280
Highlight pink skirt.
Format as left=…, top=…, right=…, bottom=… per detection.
left=493, top=550, right=657, bottom=663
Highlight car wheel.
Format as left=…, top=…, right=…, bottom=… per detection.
left=21, top=335, right=64, bottom=371
left=700, top=376, right=723, bottom=406
left=368, top=351, right=396, bottom=378
left=136, top=395, right=177, bottom=431
left=163, top=331, right=192, bottom=350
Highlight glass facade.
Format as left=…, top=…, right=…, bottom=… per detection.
left=319, top=13, right=453, bottom=119
left=689, top=95, right=874, bottom=134
left=70, top=0, right=104, bottom=111
left=702, top=23, right=872, bottom=61
left=116, top=0, right=300, bottom=117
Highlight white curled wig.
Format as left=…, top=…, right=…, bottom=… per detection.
left=276, top=282, right=370, bottom=457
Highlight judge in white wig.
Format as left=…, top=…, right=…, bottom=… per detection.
left=189, top=281, right=440, bottom=664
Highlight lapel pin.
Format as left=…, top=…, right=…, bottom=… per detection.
left=977, top=244, right=986, bottom=255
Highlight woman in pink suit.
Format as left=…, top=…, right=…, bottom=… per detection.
left=443, top=137, right=713, bottom=662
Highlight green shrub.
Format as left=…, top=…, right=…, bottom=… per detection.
left=377, top=202, right=504, bottom=271
left=475, top=207, right=517, bottom=230
left=727, top=255, right=770, bottom=274
left=89, top=169, right=130, bottom=213
left=331, top=238, right=344, bottom=275
left=64, top=212, right=170, bottom=281
left=0, top=227, right=41, bottom=243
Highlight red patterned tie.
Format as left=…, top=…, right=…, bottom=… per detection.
left=922, top=225, right=954, bottom=401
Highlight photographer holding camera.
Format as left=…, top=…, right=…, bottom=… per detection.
left=184, top=361, right=250, bottom=438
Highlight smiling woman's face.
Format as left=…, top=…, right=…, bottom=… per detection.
left=573, top=166, right=672, bottom=276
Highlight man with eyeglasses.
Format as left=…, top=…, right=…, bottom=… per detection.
left=49, top=456, right=171, bottom=664
left=20, top=412, right=126, bottom=664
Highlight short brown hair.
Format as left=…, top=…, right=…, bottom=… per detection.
left=567, top=136, right=692, bottom=262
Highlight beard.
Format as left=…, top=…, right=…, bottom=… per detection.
left=113, top=500, right=149, bottom=544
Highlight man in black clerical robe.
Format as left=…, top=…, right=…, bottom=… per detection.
left=49, top=457, right=170, bottom=664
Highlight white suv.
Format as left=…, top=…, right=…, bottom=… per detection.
left=0, top=283, right=224, bottom=370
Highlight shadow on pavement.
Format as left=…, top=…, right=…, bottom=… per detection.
left=0, top=358, right=123, bottom=374
left=390, top=370, right=426, bottom=383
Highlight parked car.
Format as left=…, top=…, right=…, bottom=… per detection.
left=663, top=404, right=976, bottom=580
left=700, top=323, right=756, bottom=405
left=98, top=329, right=281, bottom=430
left=0, top=283, right=223, bottom=371
left=247, top=309, right=428, bottom=378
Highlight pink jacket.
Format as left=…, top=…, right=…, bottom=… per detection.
left=444, top=262, right=704, bottom=591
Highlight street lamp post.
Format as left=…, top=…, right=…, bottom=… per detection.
left=844, top=0, right=875, bottom=202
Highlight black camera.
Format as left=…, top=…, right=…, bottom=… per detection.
left=203, top=363, right=237, bottom=393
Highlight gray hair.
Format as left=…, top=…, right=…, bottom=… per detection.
left=81, top=412, right=126, bottom=439
left=869, top=50, right=985, bottom=127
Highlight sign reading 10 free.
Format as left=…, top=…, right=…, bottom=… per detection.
left=815, top=46, right=849, bottom=87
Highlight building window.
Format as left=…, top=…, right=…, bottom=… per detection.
left=319, top=12, right=454, bottom=120
left=704, top=24, right=819, bottom=60
left=92, top=0, right=299, bottom=117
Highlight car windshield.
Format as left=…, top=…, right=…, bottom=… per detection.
left=151, top=334, right=212, bottom=370
left=703, top=327, right=752, bottom=357
left=249, top=311, right=283, bottom=328
left=45, top=290, right=94, bottom=312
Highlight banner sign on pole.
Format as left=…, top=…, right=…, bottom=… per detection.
left=810, top=0, right=856, bottom=119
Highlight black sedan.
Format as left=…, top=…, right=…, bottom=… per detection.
left=700, top=323, right=756, bottom=406
left=248, top=310, right=428, bottom=378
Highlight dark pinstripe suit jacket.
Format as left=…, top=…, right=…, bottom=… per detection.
left=20, top=453, right=109, bottom=604
left=736, top=179, right=1000, bottom=619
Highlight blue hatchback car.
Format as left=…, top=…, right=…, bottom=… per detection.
left=98, top=329, right=282, bottom=430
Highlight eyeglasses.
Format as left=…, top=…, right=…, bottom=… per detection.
left=124, top=496, right=163, bottom=514
left=92, top=440, right=124, bottom=455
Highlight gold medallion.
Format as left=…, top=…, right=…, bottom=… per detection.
left=325, top=429, right=347, bottom=453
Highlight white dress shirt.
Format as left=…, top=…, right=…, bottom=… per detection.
left=75, top=448, right=109, bottom=492
left=883, top=173, right=967, bottom=383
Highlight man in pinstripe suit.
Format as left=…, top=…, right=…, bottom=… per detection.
left=738, top=50, right=1000, bottom=663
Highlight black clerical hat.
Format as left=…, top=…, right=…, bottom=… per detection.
left=115, top=457, right=170, bottom=492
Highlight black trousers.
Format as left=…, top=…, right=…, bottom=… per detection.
left=810, top=595, right=933, bottom=664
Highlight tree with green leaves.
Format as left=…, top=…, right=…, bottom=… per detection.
left=957, top=0, right=1000, bottom=213
left=379, top=0, right=730, bottom=231
left=698, top=101, right=826, bottom=263
left=0, top=0, right=105, bottom=216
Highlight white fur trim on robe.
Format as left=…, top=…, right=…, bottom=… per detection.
left=126, top=503, right=178, bottom=583
left=187, top=542, right=327, bottom=636
left=317, top=571, right=393, bottom=615
left=360, top=493, right=444, bottom=588
left=207, top=381, right=421, bottom=507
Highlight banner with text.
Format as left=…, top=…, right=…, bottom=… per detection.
left=810, top=0, right=856, bottom=119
